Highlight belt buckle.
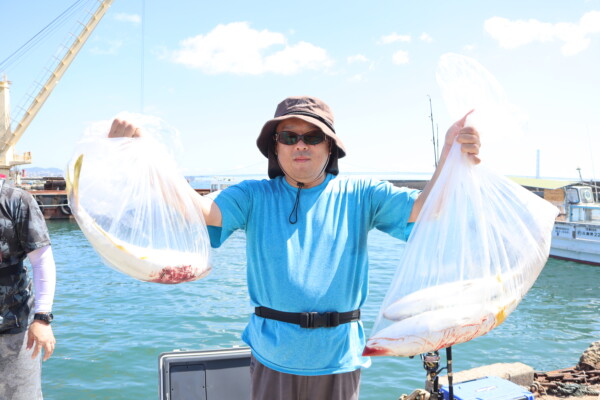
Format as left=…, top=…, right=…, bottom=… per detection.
left=300, top=312, right=340, bottom=328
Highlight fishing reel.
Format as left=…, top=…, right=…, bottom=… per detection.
left=422, top=351, right=441, bottom=375
left=421, top=350, right=442, bottom=399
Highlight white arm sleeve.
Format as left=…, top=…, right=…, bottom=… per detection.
left=27, top=245, right=56, bottom=313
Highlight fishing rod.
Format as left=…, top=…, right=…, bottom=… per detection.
left=421, top=346, right=455, bottom=400
left=427, top=95, right=440, bottom=169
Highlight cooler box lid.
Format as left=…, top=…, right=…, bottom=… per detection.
left=158, top=347, right=251, bottom=400
left=441, top=376, right=534, bottom=400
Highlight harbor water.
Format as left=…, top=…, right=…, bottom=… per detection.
left=40, top=219, right=599, bottom=399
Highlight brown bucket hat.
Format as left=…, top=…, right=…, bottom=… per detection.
left=256, top=96, right=347, bottom=179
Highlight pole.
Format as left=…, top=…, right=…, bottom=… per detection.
left=140, top=0, right=145, bottom=113
left=536, top=149, right=540, bottom=179
left=446, top=346, right=454, bottom=400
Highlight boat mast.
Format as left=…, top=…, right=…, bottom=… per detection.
left=0, top=0, right=114, bottom=176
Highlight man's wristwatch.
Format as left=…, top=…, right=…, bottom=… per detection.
left=34, top=312, right=54, bottom=324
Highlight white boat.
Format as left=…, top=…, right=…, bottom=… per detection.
left=549, top=185, right=600, bottom=265
left=510, top=178, right=600, bottom=266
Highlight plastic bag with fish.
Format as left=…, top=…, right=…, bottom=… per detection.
left=66, top=113, right=211, bottom=284
left=364, top=54, right=559, bottom=357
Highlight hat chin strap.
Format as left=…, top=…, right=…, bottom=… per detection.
left=276, top=152, right=331, bottom=224
left=276, top=151, right=330, bottom=188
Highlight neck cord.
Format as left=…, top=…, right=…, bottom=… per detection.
left=277, top=153, right=330, bottom=224
left=289, top=182, right=305, bottom=224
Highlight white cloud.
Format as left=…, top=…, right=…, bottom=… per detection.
left=263, top=41, right=332, bottom=75
left=169, top=22, right=333, bottom=75
left=392, top=50, right=409, bottom=64
left=347, top=54, right=369, bottom=63
left=380, top=33, right=411, bottom=44
left=420, top=33, right=433, bottom=43
left=484, top=11, right=600, bottom=56
left=580, top=10, right=600, bottom=33
left=114, top=13, right=141, bottom=24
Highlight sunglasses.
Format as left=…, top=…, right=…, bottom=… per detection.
left=275, top=130, right=327, bottom=146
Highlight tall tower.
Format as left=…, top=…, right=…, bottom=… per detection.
left=0, top=77, right=31, bottom=179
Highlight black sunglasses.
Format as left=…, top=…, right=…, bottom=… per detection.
left=275, top=130, right=327, bottom=145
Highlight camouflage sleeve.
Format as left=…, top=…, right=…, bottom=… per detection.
left=16, top=191, right=51, bottom=253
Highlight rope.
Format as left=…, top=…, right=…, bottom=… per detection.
left=398, top=389, right=431, bottom=400
left=553, top=382, right=600, bottom=397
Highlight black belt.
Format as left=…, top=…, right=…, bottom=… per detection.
left=255, top=306, right=360, bottom=329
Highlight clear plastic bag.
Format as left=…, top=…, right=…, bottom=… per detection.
left=66, top=113, right=211, bottom=284
left=364, top=54, right=559, bottom=357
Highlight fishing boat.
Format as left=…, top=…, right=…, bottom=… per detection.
left=549, top=185, right=600, bottom=265
left=511, top=177, right=600, bottom=266
left=21, top=177, right=72, bottom=219
left=189, top=176, right=239, bottom=195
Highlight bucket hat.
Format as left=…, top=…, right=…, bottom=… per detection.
left=256, top=96, right=347, bottom=179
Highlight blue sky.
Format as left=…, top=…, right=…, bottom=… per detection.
left=1, top=0, right=599, bottom=180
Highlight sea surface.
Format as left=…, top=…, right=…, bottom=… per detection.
left=38, top=219, right=600, bottom=400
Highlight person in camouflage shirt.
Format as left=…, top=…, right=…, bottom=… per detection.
left=0, top=177, right=57, bottom=400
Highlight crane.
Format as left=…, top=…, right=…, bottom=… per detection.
left=0, top=0, right=114, bottom=180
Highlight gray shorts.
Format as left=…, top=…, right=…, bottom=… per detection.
left=0, top=328, right=43, bottom=400
left=249, top=354, right=361, bottom=400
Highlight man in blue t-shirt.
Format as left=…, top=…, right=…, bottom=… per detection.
left=109, top=96, right=480, bottom=400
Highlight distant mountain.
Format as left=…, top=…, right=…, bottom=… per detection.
left=23, top=167, right=64, bottom=178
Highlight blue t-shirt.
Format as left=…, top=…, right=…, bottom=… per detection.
left=209, top=174, right=418, bottom=375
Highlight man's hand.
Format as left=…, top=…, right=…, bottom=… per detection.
left=408, top=110, right=482, bottom=222
left=108, top=118, right=142, bottom=138
left=27, top=321, right=56, bottom=361
left=441, top=110, right=481, bottom=164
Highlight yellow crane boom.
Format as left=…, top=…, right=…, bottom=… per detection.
left=0, top=0, right=114, bottom=173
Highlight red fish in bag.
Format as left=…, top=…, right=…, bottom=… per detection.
left=66, top=113, right=212, bottom=284
left=364, top=54, right=558, bottom=357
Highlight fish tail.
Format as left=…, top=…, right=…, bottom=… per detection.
left=362, top=345, right=392, bottom=357
left=66, top=155, right=84, bottom=207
